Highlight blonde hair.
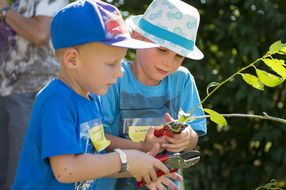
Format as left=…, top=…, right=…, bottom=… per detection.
left=54, top=45, right=82, bottom=63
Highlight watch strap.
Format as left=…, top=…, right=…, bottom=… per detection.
left=114, top=149, right=130, bottom=173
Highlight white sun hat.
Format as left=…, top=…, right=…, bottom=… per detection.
left=126, top=0, right=204, bottom=60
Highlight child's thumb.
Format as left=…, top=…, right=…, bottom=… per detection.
left=146, top=126, right=155, bottom=136
left=148, top=143, right=160, bottom=157
left=165, top=113, right=173, bottom=122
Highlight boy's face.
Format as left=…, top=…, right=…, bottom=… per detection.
left=73, top=43, right=126, bottom=96
left=132, top=33, right=185, bottom=86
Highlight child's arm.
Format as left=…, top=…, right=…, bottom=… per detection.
left=105, top=127, right=167, bottom=153
left=105, top=134, right=145, bottom=152
left=50, top=145, right=169, bottom=184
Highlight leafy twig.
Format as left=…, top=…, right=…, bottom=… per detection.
left=190, top=112, right=286, bottom=125
left=255, top=179, right=285, bottom=190
left=186, top=41, right=286, bottom=126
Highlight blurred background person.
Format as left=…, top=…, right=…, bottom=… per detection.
left=0, top=0, right=68, bottom=189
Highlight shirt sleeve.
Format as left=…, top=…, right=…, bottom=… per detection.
left=37, top=96, right=83, bottom=159
left=35, top=0, right=69, bottom=17
left=182, top=72, right=207, bottom=136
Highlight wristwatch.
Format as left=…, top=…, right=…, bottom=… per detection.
left=114, top=149, right=130, bottom=173
left=0, top=6, right=11, bottom=20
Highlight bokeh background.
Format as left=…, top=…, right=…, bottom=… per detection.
left=106, top=0, right=286, bottom=189
left=9, top=0, right=285, bottom=189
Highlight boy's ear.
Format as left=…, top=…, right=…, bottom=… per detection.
left=63, top=48, right=79, bottom=68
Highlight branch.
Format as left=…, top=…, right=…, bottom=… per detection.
left=191, top=112, right=286, bottom=125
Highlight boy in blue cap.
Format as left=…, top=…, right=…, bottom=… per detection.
left=12, top=1, right=182, bottom=190
left=99, top=0, right=207, bottom=189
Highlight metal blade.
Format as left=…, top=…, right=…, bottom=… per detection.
left=166, top=150, right=200, bottom=169
left=180, top=150, right=200, bottom=159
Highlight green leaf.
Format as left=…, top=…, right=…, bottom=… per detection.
left=203, top=108, right=227, bottom=126
left=255, top=69, right=284, bottom=87
left=262, top=59, right=286, bottom=79
left=268, top=41, right=286, bottom=54
left=206, top=82, right=220, bottom=95
left=178, top=114, right=190, bottom=123
left=240, top=73, right=264, bottom=90
left=278, top=46, right=286, bottom=55
left=178, top=109, right=194, bottom=123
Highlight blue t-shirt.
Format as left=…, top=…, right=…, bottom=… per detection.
left=13, top=79, right=105, bottom=190
left=96, top=61, right=207, bottom=190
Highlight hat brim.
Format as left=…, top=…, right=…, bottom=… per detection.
left=126, top=15, right=204, bottom=60
left=104, top=38, right=159, bottom=49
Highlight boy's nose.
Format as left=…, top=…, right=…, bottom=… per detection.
left=162, top=56, right=174, bottom=67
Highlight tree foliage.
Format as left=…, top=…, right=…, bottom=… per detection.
left=109, top=0, right=286, bottom=189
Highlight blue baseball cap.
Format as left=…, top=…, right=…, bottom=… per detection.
left=50, top=0, right=159, bottom=50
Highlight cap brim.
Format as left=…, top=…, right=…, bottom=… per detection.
left=126, top=15, right=204, bottom=60
left=105, top=38, right=159, bottom=49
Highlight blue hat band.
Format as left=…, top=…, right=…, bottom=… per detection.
left=138, top=18, right=194, bottom=50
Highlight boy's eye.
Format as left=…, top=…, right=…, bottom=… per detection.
left=107, top=60, right=120, bottom=67
left=107, top=62, right=116, bottom=67
left=157, top=47, right=168, bottom=52
left=176, top=54, right=184, bottom=59
left=106, top=62, right=116, bottom=67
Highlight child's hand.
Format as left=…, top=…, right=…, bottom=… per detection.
left=162, top=127, right=192, bottom=152
left=142, top=126, right=167, bottom=152
left=125, top=143, right=169, bottom=184
left=162, top=113, right=198, bottom=152
left=145, top=172, right=183, bottom=190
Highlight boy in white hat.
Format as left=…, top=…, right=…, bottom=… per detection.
left=12, top=1, right=183, bottom=190
left=99, top=0, right=207, bottom=189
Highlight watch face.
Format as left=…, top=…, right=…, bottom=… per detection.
left=121, top=163, right=128, bottom=172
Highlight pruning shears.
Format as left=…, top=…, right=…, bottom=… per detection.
left=154, top=121, right=189, bottom=137
left=137, top=150, right=200, bottom=187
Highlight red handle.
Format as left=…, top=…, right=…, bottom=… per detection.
left=155, top=154, right=169, bottom=162
left=137, top=154, right=176, bottom=188
left=136, top=168, right=178, bottom=188
left=154, top=128, right=165, bottom=137
left=154, top=126, right=173, bottom=137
